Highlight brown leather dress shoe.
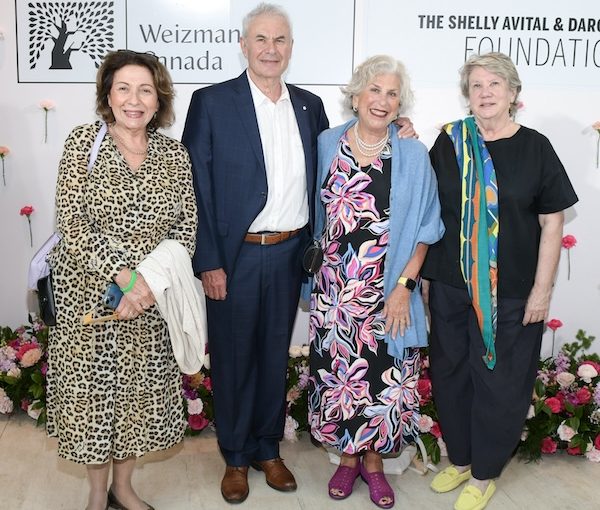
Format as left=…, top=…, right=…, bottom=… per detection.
left=252, top=458, right=297, bottom=492
left=221, top=466, right=250, bottom=504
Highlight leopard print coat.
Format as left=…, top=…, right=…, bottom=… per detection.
left=46, top=122, right=198, bottom=464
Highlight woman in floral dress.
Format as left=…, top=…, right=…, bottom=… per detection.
left=307, top=55, right=444, bottom=508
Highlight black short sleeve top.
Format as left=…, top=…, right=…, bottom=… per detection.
left=421, top=125, right=579, bottom=298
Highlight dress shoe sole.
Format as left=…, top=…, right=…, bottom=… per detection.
left=221, top=489, right=249, bottom=504
left=251, top=461, right=297, bottom=492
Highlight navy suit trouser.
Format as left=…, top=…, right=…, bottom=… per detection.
left=206, top=231, right=306, bottom=466
left=428, top=280, right=543, bottom=480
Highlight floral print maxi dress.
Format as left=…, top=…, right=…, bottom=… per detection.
left=308, top=134, right=421, bottom=454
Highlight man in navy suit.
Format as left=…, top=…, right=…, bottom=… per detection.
left=182, top=3, right=328, bottom=503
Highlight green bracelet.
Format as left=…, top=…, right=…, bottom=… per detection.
left=120, top=270, right=138, bottom=293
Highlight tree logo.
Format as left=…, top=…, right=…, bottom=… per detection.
left=28, top=1, right=115, bottom=70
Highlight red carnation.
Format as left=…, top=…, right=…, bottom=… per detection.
left=545, top=397, right=562, bottom=413
left=430, top=422, right=442, bottom=438
left=546, top=319, right=563, bottom=331
left=188, top=413, right=209, bottom=431
left=417, top=378, right=432, bottom=403
left=567, top=445, right=582, bottom=456
left=561, top=235, right=577, bottom=249
left=575, top=387, right=592, bottom=405
left=541, top=437, right=557, bottom=454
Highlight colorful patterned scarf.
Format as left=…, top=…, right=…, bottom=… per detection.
left=444, top=117, right=499, bottom=369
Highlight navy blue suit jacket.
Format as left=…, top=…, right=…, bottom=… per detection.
left=182, top=71, right=329, bottom=277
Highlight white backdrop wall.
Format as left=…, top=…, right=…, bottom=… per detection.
left=1, top=0, right=599, bottom=355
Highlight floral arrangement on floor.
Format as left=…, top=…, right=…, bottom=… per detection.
left=417, top=329, right=600, bottom=464
left=0, top=317, right=48, bottom=423
left=3, top=318, right=599, bottom=460
left=1, top=316, right=310, bottom=441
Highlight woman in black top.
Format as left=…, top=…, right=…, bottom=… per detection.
left=422, top=52, right=578, bottom=510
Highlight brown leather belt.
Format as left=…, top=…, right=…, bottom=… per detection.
left=244, top=228, right=303, bottom=245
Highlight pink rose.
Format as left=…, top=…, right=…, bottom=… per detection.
left=561, top=235, right=577, bottom=249
left=430, top=422, right=442, bottom=438
left=594, top=435, right=600, bottom=451
left=19, top=347, right=42, bottom=368
left=545, top=397, right=562, bottom=414
left=546, top=319, right=563, bottom=331
left=576, top=387, right=592, bottom=405
left=541, top=437, right=557, bottom=454
left=555, top=372, right=575, bottom=388
left=580, top=360, right=600, bottom=372
left=418, top=414, right=434, bottom=433
left=586, top=447, right=600, bottom=462
left=567, top=445, right=582, bottom=456
left=188, top=413, right=209, bottom=431
left=557, top=422, right=576, bottom=441
left=577, top=364, right=599, bottom=384
left=202, top=376, right=212, bottom=391
left=0, top=146, right=10, bottom=157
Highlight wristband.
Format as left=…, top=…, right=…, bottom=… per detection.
left=120, top=270, right=138, bottom=293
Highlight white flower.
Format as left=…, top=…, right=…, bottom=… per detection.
left=187, top=398, right=204, bottom=415
left=283, top=415, right=299, bottom=442
left=556, top=372, right=576, bottom=388
left=557, top=422, right=577, bottom=441
left=577, top=364, right=598, bottom=384
left=301, top=344, right=310, bottom=357
left=585, top=447, right=600, bottom=462
left=521, top=428, right=529, bottom=441
left=27, top=400, right=42, bottom=420
left=0, top=388, right=13, bottom=414
left=418, top=414, right=434, bottom=433
left=7, top=366, right=21, bottom=379
left=289, top=345, right=303, bottom=358
left=526, top=405, right=535, bottom=419
left=437, top=437, right=448, bottom=457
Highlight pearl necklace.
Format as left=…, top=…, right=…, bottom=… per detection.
left=353, top=122, right=389, bottom=157
left=110, top=127, right=148, bottom=156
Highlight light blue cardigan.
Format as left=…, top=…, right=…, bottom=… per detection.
left=302, top=119, right=445, bottom=359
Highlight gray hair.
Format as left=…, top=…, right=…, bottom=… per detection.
left=460, top=52, right=522, bottom=117
left=341, top=55, right=414, bottom=116
left=242, top=2, right=293, bottom=38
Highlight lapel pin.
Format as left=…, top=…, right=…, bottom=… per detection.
left=302, top=105, right=307, bottom=110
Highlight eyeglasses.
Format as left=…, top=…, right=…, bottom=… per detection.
left=116, top=49, right=159, bottom=61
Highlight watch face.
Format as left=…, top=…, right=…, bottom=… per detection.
left=405, top=278, right=416, bottom=291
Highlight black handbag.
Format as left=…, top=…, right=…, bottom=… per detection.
left=37, top=273, right=57, bottom=326
left=302, top=239, right=324, bottom=274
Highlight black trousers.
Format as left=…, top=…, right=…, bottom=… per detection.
left=428, top=281, right=543, bottom=479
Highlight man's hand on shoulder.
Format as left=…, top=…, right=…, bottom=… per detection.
left=201, top=268, right=227, bottom=300
left=395, top=116, right=419, bottom=139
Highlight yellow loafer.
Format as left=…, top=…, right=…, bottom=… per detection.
left=430, top=465, right=472, bottom=493
left=454, top=481, right=496, bottom=510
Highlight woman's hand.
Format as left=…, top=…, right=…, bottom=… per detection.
left=382, top=284, right=411, bottom=338
left=522, top=285, right=552, bottom=325
left=114, top=269, right=155, bottom=320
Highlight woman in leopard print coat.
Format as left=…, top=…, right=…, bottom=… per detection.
left=47, top=50, right=197, bottom=510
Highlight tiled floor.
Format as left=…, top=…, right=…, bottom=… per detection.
left=1, top=413, right=598, bottom=509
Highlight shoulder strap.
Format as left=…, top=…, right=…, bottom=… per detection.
left=87, top=122, right=108, bottom=173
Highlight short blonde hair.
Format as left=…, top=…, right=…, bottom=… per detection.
left=460, top=52, right=522, bottom=117
left=341, top=55, right=414, bottom=116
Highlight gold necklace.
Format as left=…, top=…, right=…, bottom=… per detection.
left=110, top=126, right=148, bottom=156
left=353, top=122, right=389, bottom=157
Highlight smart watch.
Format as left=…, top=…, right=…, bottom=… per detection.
left=397, top=276, right=417, bottom=292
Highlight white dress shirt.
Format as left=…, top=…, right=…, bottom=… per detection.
left=247, top=72, right=307, bottom=233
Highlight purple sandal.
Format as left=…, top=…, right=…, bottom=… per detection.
left=328, top=462, right=361, bottom=500
left=360, top=461, right=395, bottom=509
